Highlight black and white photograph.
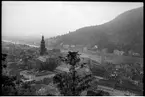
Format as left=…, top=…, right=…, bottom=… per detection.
left=2, top=1, right=143, bottom=96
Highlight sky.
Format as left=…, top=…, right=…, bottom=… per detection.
left=2, top=1, right=143, bottom=38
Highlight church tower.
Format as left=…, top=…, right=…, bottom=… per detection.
left=40, top=35, right=46, bottom=56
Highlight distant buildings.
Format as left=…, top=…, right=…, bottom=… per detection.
left=35, top=55, right=59, bottom=71
left=54, top=61, right=92, bottom=78
left=5, top=47, right=10, bottom=50
left=63, top=44, right=69, bottom=49
left=33, top=35, right=62, bottom=71
left=20, top=70, right=55, bottom=82
left=113, top=49, right=124, bottom=55
left=91, top=45, right=98, bottom=51
left=62, top=44, right=87, bottom=52
left=83, top=47, right=88, bottom=52
left=37, top=55, right=49, bottom=62
left=54, top=63, right=71, bottom=73
left=102, top=48, right=108, bottom=54
left=60, top=42, right=63, bottom=46
left=76, top=65, right=92, bottom=78
left=94, top=45, right=98, bottom=49
left=70, top=45, right=75, bottom=48
left=36, top=82, right=60, bottom=95
left=20, top=70, right=35, bottom=82
left=133, top=53, right=140, bottom=56
left=128, top=50, right=140, bottom=56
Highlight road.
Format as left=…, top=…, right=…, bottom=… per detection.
left=97, top=85, right=136, bottom=96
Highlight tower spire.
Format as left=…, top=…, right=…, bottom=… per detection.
left=40, top=35, right=46, bottom=55
left=42, top=35, right=44, bottom=40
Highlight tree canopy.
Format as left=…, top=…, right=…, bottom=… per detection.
left=53, top=51, right=95, bottom=96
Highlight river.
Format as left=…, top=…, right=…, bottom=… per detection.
left=2, top=39, right=39, bottom=48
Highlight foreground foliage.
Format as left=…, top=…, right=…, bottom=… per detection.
left=53, top=51, right=95, bottom=96
left=2, top=53, right=36, bottom=95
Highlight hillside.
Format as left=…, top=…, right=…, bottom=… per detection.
left=46, top=7, right=143, bottom=55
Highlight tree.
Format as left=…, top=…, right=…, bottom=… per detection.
left=2, top=74, right=36, bottom=95
left=21, top=51, right=33, bottom=69
left=53, top=51, right=94, bottom=96
left=2, top=53, right=18, bottom=95
left=2, top=53, right=8, bottom=72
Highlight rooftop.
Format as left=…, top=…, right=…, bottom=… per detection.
left=76, top=66, right=92, bottom=77
left=36, top=83, right=60, bottom=95
left=37, top=55, right=49, bottom=62
left=55, top=64, right=71, bottom=73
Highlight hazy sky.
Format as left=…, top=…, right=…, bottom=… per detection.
left=2, top=1, right=143, bottom=38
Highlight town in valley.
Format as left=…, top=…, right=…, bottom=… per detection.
left=2, top=1, right=143, bottom=96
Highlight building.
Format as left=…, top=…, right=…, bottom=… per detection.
left=70, top=45, right=75, bottom=48
left=36, top=83, right=60, bottom=95
left=94, top=45, right=98, bottom=49
left=102, top=48, right=108, bottom=53
left=37, top=56, right=49, bottom=63
left=54, top=63, right=71, bottom=73
left=20, top=70, right=35, bottom=82
left=36, top=55, right=59, bottom=71
left=83, top=47, right=88, bottom=52
left=40, top=35, right=47, bottom=56
left=35, top=35, right=62, bottom=71
left=20, top=69, right=55, bottom=82
left=132, top=53, right=140, bottom=56
left=128, top=50, right=140, bottom=56
left=76, top=65, right=92, bottom=78
left=72, top=45, right=84, bottom=52
left=47, top=48, right=61, bottom=57
left=60, top=42, right=63, bottom=46
left=91, top=45, right=98, bottom=51
left=63, top=44, right=69, bottom=49
left=114, top=49, right=124, bottom=55
left=54, top=61, right=92, bottom=76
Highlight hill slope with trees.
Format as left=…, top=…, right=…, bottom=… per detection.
left=46, top=7, right=143, bottom=55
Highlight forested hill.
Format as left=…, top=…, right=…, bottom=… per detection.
left=46, top=7, right=143, bottom=54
